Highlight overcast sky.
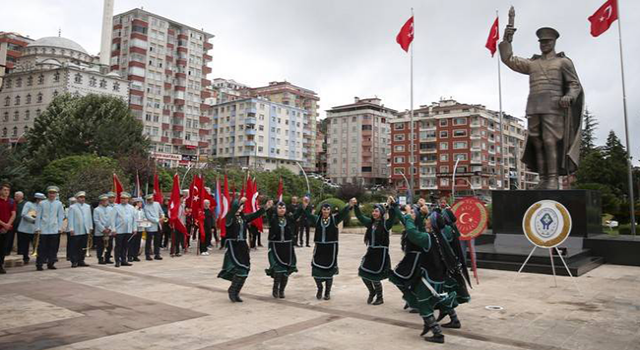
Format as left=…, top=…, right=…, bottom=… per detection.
left=5, top=0, right=640, bottom=162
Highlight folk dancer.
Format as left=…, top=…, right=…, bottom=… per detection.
left=111, top=192, right=137, bottom=267
left=352, top=197, right=396, bottom=305
left=34, top=186, right=65, bottom=271
left=302, top=196, right=352, bottom=300
left=265, top=200, right=302, bottom=299
left=218, top=197, right=269, bottom=302
left=0, top=183, right=17, bottom=274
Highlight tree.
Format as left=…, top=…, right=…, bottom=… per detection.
left=24, top=93, right=149, bottom=170
left=576, top=149, right=611, bottom=188
left=580, top=108, right=598, bottom=158
left=602, top=130, right=629, bottom=195
left=0, top=146, right=31, bottom=192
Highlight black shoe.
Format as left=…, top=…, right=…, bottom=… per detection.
left=421, top=315, right=445, bottom=343
left=115, top=261, right=121, bottom=267
left=442, top=320, right=461, bottom=329
left=105, top=258, right=114, bottom=264
left=36, top=265, right=44, bottom=271
left=71, top=262, right=78, bottom=268
left=133, top=257, right=141, bottom=262
left=372, top=282, right=384, bottom=305
left=279, top=275, right=288, bottom=299
left=306, top=244, right=310, bottom=247
left=47, top=264, right=56, bottom=270
left=425, top=333, right=445, bottom=344
left=23, top=259, right=30, bottom=265
left=78, top=261, right=89, bottom=267
left=127, top=257, right=133, bottom=262
left=154, top=256, right=163, bottom=260
left=175, top=253, right=182, bottom=257
left=121, top=262, right=132, bottom=266
left=315, top=279, right=324, bottom=300
left=363, top=279, right=375, bottom=304
left=146, top=256, right=153, bottom=261
left=324, top=279, right=333, bottom=300
left=272, top=275, right=280, bottom=299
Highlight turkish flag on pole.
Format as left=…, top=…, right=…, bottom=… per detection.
left=169, top=173, right=187, bottom=235
left=396, top=16, right=414, bottom=52
left=218, top=175, right=230, bottom=238
left=485, top=16, right=500, bottom=57
left=153, top=172, right=163, bottom=203
left=112, top=173, right=123, bottom=204
left=250, top=177, right=263, bottom=232
left=277, top=177, right=284, bottom=202
left=589, top=0, right=618, bottom=37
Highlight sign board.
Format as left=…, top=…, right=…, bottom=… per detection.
left=451, top=197, right=488, bottom=241
left=150, top=152, right=181, bottom=161
left=522, top=200, right=572, bottom=248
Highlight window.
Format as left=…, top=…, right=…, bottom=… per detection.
left=26, top=94, right=31, bottom=104
left=16, top=77, right=22, bottom=87
left=89, top=76, right=97, bottom=87
left=439, top=119, right=448, bottom=126
left=453, top=129, right=467, bottom=137
left=4, top=96, right=10, bottom=106
left=113, top=82, right=120, bottom=92
left=440, top=131, right=448, bottom=138
left=53, top=71, right=60, bottom=82
left=394, top=123, right=405, bottom=130
left=440, top=142, right=448, bottom=150
left=14, top=95, right=20, bottom=106
left=27, top=76, right=33, bottom=86
left=25, top=110, right=30, bottom=121
left=394, top=145, right=405, bottom=152
left=440, top=154, right=449, bottom=162
left=13, top=111, right=19, bottom=121
left=440, top=178, right=450, bottom=186
left=394, top=156, right=405, bottom=163
left=394, top=134, right=405, bottom=141
left=1, top=128, right=6, bottom=137
left=38, top=74, right=45, bottom=85
left=2, top=112, right=8, bottom=121
left=454, top=153, right=468, bottom=161
left=453, top=141, right=468, bottom=149
left=5, top=79, right=12, bottom=88
left=100, top=79, right=107, bottom=88
left=37, top=93, right=43, bottom=103
left=453, top=117, right=467, bottom=125
left=440, top=166, right=449, bottom=173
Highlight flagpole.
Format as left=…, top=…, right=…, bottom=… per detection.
left=409, top=7, right=415, bottom=204
left=615, top=1, right=636, bottom=236
left=496, top=10, right=506, bottom=191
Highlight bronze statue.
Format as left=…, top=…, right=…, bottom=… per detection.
left=500, top=7, right=584, bottom=190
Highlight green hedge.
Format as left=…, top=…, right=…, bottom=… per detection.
left=618, top=224, right=639, bottom=235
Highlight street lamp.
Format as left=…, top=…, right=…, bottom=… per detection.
left=10, top=131, right=27, bottom=151
left=451, top=157, right=461, bottom=202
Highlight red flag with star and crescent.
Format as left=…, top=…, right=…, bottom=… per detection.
left=169, top=173, right=187, bottom=235
left=589, top=0, right=618, bottom=37
left=485, top=16, right=499, bottom=57
left=396, top=16, right=414, bottom=52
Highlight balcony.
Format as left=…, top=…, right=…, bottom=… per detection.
left=173, top=112, right=185, bottom=118
left=471, top=158, right=483, bottom=164
left=199, top=116, right=211, bottom=124
left=174, top=99, right=185, bottom=105
left=470, top=122, right=481, bottom=127
left=161, top=123, right=170, bottom=130
left=471, top=146, right=481, bottom=151
left=488, top=138, right=495, bottom=143
left=172, top=125, right=184, bottom=131
left=172, top=138, right=183, bottom=145
left=470, top=134, right=481, bottom=140
left=199, top=129, right=210, bottom=135
left=246, top=117, right=257, bottom=124
left=160, top=136, right=169, bottom=143
left=245, top=129, right=257, bottom=135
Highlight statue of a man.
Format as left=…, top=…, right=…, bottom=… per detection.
left=500, top=22, right=584, bottom=190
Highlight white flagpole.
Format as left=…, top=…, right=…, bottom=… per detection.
left=409, top=8, right=415, bottom=204
left=615, top=0, right=636, bottom=236
left=496, top=10, right=506, bottom=190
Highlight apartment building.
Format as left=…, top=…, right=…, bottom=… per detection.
left=0, top=32, right=34, bottom=87
left=110, top=8, right=213, bottom=167
left=326, top=97, right=396, bottom=186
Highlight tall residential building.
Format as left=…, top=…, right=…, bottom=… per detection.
left=211, top=78, right=248, bottom=104
left=0, top=32, right=34, bottom=87
left=211, top=97, right=307, bottom=172
left=326, top=97, right=396, bottom=186
left=110, top=9, right=214, bottom=167
left=389, top=98, right=536, bottom=199
left=315, top=120, right=327, bottom=176
left=245, top=81, right=319, bottom=172
left=0, top=37, right=129, bottom=144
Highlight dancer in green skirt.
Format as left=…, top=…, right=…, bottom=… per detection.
left=264, top=200, right=302, bottom=299
left=352, top=196, right=396, bottom=305
left=302, top=196, right=351, bottom=300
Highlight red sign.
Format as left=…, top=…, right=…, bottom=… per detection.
left=451, top=197, right=488, bottom=241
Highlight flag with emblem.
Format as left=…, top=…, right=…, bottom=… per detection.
left=589, top=0, right=618, bottom=37
left=396, top=16, right=414, bottom=52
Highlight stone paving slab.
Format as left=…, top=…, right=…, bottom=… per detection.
left=1, top=233, right=639, bottom=350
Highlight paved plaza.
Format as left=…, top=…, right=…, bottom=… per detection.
left=1, top=232, right=639, bottom=350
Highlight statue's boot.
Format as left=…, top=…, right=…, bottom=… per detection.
left=533, top=139, right=548, bottom=190
left=545, top=138, right=560, bottom=190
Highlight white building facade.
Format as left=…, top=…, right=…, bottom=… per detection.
left=211, top=97, right=306, bottom=173
left=0, top=37, right=129, bottom=143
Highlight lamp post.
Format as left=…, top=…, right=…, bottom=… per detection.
left=451, top=157, right=461, bottom=202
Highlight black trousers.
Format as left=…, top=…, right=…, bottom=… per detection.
left=298, top=221, right=310, bottom=246
left=17, top=232, right=34, bottom=261
left=200, top=228, right=211, bottom=253
left=69, top=234, right=87, bottom=264
left=95, top=235, right=108, bottom=260
left=114, top=233, right=131, bottom=263
left=212, top=226, right=219, bottom=244
left=161, top=222, right=171, bottom=247
left=171, top=229, right=184, bottom=255
left=145, top=231, right=161, bottom=257
left=249, top=225, right=261, bottom=248
left=104, top=236, right=114, bottom=259
left=64, top=232, right=71, bottom=259
left=128, top=233, right=142, bottom=258
left=4, top=229, right=16, bottom=255
left=36, top=234, right=59, bottom=266
left=290, top=221, right=299, bottom=246
left=0, top=233, right=5, bottom=266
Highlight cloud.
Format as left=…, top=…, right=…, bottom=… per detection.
left=4, top=0, right=639, bottom=162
